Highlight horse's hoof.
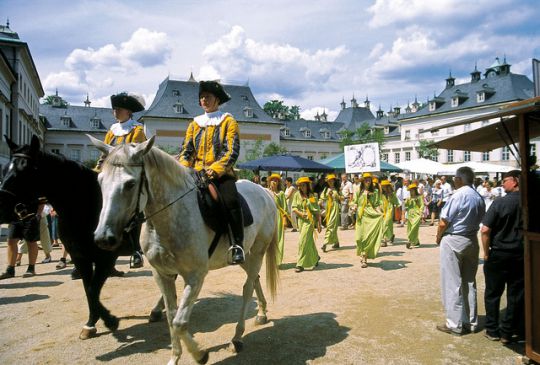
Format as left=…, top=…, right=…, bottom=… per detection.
left=229, top=340, right=243, bottom=353
left=196, top=351, right=209, bottom=365
left=104, top=315, right=119, bottom=331
left=148, top=310, right=163, bottom=322
left=255, top=315, right=268, bottom=325
left=79, top=326, right=97, bottom=340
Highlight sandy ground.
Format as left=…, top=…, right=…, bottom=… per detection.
left=0, top=222, right=527, bottom=365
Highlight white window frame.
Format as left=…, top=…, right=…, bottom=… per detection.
left=382, top=153, right=389, bottom=162
left=404, top=130, right=411, bottom=140
left=477, top=92, right=485, bottom=103
left=502, top=146, right=510, bottom=161
left=482, top=151, right=490, bottom=161
left=405, top=151, right=411, bottom=161
left=243, top=107, right=253, bottom=118
left=447, top=149, right=454, bottom=163
left=174, top=103, right=184, bottom=113
left=451, top=97, right=459, bottom=107
left=90, top=118, right=100, bottom=129
left=464, top=151, right=471, bottom=162
left=283, top=128, right=290, bottom=137
left=61, top=116, right=71, bottom=127
left=429, top=101, right=436, bottom=111
left=70, top=149, right=81, bottom=161
left=394, top=152, right=401, bottom=164
left=304, top=129, right=311, bottom=138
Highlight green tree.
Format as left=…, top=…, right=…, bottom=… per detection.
left=289, top=105, right=301, bottom=120
left=339, top=123, right=385, bottom=157
left=263, top=142, right=287, bottom=157
left=42, top=95, right=69, bottom=108
left=417, top=139, right=438, bottom=160
left=243, top=138, right=264, bottom=162
left=264, top=100, right=289, bottom=120
left=157, top=144, right=180, bottom=156
left=339, top=130, right=355, bottom=148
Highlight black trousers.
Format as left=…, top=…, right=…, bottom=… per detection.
left=483, top=250, right=525, bottom=338
left=215, top=174, right=240, bottom=211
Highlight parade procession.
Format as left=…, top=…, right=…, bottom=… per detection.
left=1, top=2, right=540, bottom=364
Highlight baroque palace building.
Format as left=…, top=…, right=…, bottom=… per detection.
left=4, top=23, right=536, bottom=170
left=0, top=22, right=44, bottom=165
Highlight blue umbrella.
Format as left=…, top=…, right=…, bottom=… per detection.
left=317, top=153, right=403, bottom=172
left=237, top=154, right=334, bottom=172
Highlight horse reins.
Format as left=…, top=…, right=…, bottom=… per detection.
left=0, top=153, right=38, bottom=221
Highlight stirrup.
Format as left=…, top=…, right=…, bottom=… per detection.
left=227, top=245, right=245, bottom=265
left=130, top=252, right=144, bottom=269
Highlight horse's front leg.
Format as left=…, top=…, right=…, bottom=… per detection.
left=174, top=272, right=209, bottom=365
left=93, top=257, right=120, bottom=331
left=73, top=258, right=101, bottom=340
left=152, top=271, right=182, bottom=365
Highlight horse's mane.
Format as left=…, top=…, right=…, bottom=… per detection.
left=103, top=144, right=192, bottom=186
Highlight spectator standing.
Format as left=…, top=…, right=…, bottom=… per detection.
left=340, top=173, right=354, bottom=230
left=396, top=177, right=410, bottom=227
left=284, top=177, right=298, bottom=231
left=440, top=175, right=453, bottom=209
left=481, top=170, right=524, bottom=344
left=380, top=180, right=399, bottom=246
left=436, top=166, right=485, bottom=335
left=429, top=180, right=444, bottom=226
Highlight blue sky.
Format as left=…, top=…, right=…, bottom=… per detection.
left=4, top=0, right=540, bottom=119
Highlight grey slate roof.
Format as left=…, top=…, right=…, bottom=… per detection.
left=142, top=77, right=280, bottom=124
left=41, top=104, right=115, bottom=132
left=334, top=106, right=376, bottom=129
left=399, top=72, right=534, bottom=119
left=281, top=119, right=345, bottom=141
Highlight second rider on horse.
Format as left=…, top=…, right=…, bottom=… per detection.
left=178, top=81, right=245, bottom=265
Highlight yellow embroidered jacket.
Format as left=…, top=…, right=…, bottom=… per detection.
left=95, top=123, right=147, bottom=171
left=178, top=114, right=240, bottom=177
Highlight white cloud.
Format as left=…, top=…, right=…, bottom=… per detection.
left=300, top=107, right=338, bottom=121
left=200, top=26, right=348, bottom=96
left=367, top=0, right=512, bottom=28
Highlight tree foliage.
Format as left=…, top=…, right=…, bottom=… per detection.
left=417, top=139, right=439, bottom=160
left=42, top=95, right=69, bottom=108
left=263, top=142, right=287, bottom=157
left=339, top=123, right=385, bottom=152
left=263, top=100, right=301, bottom=120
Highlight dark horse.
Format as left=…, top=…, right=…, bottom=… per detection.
left=0, top=135, right=163, bottom=339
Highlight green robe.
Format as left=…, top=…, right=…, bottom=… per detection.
left=319, top=187, right=340, bottom=247
left=271, top=190, right=287, bottom=264
left=292, top=191, right=320, bottom=268
left=381, top=192, right=400, bottom=241
left=405, top=195, right=424, bottom=245
left=353, top=189, right=384, bottom=259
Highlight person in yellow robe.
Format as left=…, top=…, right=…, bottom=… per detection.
left=405, top=183, right=424, bottom=249
left=291, top=177, right=321, bottom=272
left=95, top=92, right=147, bottom=275
left=381, top=179, right=400, bottom=247
left=267, top=174, right=288, bottom=264
left=319, top=174, right=341, bottom=252
left=352, top=172, right=384, bottom=268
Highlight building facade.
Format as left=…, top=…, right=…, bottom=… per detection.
left=0, top=22, right=44, bottom=165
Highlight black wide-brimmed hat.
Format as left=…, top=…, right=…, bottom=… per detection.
left=110, top=92, right=145, bottom=112
left=199, top=81, right=231, bottom=105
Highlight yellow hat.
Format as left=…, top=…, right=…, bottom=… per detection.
left=268, top=173, right=281, bottom=182
left=372, top=177, right=379, bottom=183
left=408, top=183, right=417, bottom=190
left=296, top=176, right=311, bottom=185
left=381, top=180, right=391, bottom=186
left=362, top=172, right=372, bottom=178
left=325, top=173, right=337, bottom=181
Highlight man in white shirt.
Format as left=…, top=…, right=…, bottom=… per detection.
left=340, top=173, right=354, bottom=230
left=440, top=176, right=453, bottom=208
left=396, top=178, right=410, bottom=227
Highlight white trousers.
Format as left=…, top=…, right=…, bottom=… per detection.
left=440, top=233, right=479, bottom=332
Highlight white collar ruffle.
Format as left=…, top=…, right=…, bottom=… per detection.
left=194, top=110, right=232, bottom=127
left=110, top=119, right=141, bottom=136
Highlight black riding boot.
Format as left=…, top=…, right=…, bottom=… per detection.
left=228, top=208, right=245, bottom=264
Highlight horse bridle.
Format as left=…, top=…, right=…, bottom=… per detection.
left=0, top=153, right=39, bottom=221
left=110, top=161, right=196, bottom=235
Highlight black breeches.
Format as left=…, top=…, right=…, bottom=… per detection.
left=215, top=175, right=240, bottom=211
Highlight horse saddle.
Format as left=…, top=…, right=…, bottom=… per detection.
left=193, top=171, right=253, bottom=234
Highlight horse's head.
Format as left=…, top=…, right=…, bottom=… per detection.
left=0, top=135, right=42, bottom=223
left=89, top=135, right=155, bottom=251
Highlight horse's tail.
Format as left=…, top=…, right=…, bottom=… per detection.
left=265, top=216, right=280, bottom=300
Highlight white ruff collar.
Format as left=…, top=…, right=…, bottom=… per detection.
left=110, top=119, right=141, bottom=136
left=194, top=111, right=232, bottom=127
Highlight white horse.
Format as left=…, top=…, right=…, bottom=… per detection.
left=90, top=136, right=279, bottom=365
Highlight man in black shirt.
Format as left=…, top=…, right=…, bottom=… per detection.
left=481, top=170, right=524, bottom=344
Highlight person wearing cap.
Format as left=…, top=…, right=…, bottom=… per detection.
left=480, top=170, right=524, bottom=344
left=291, top=177, right=321, bottom=272
left=95, top=92, right=147, bottom=274
left=351, top=172, right=384, bottom=268
left=319, top=173, right=341, bottom=252
left=380, top=180, right=399, bottom=247
left=267, top=174, right=288, bottom=264
left=178, top=80, right=245, bottom=264
left=284, top=177, right=298, bottom=232
left=404, top=183, right=424, bottom=249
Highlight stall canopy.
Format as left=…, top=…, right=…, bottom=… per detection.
left=429, top=98, right=540, bottom=152
left=317, top=153, right=403, bottom=172
left=395, top=158, right=447, bottom=175
left=437, top=161, right=515, bottom=176
left=237, top=154, right=334, bottom=172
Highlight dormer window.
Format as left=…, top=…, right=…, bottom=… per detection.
left=281, top=127, right=290, bottom=137
left=60, top=116, right=71, bottom=127
left=384, top=126, right=389, bottom=134
left=172, top=89, right=180, bottom=96
left=319, top=128, right=331, bottom=139
left=173, top=102, right=184, bottom=113
left=90, top=117, right=101, bottom=129
left=240, top=95, right=249, bottom=102
left=304, top=129, right=311, bottom=138
left=451, top=97, right=459, bottom=107
left=477, top=92, right=485, bottom=103
left=428, top=96, right=445, bottom=111
left=429, top=101, right=436, bottom=111
left=243, top=107, right=253, bottom=118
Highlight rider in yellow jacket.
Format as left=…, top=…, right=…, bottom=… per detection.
left=178, top=81, right=244, bottom=264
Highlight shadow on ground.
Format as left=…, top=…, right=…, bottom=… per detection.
left=0, top=293, right=50, bottom=305
left=95, top=294, right=349, bottom=364
left=369, top=260, right=411, bottom=270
